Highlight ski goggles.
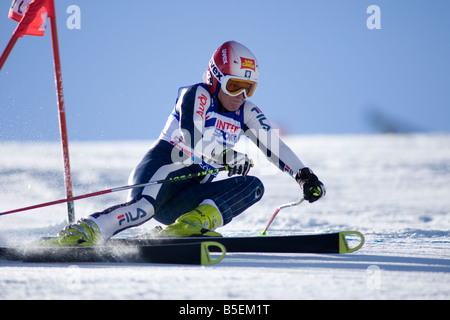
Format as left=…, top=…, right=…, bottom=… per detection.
left=221, top=75, right=258, bottom=99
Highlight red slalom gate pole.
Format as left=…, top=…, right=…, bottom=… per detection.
left=48, top=0, right=75, bottom=223
left=0, top=35, right=19, bottom=72
left=1, top=0, right=74, bottom=222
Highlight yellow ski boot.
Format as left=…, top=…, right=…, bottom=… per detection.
left=43, top=218, right=102, bottom=246
left=160, top=201, right=223, bottom=237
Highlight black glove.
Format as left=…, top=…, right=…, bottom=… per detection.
left=295, top=167, right=326, bottom=203
left=212, top=147, right=252, bottom=177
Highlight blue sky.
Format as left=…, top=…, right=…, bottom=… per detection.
left=1, top=0, right=449, bottom=141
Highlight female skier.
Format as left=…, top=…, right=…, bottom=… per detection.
left=53, top=41, right=325, bottom=245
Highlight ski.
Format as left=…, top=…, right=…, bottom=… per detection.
left=0, top=241, right=226, bottom=265
left=113, top=231, right=365, bottom=254
left=0, top=231, right=363, bottom=265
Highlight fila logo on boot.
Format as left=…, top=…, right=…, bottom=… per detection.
left=117, top=208, right=147, bottom=226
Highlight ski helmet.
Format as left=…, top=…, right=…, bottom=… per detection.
left=205, top=41, right=259, bottom=98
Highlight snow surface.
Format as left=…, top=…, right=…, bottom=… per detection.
left=0, top=134, right=449, bottom=300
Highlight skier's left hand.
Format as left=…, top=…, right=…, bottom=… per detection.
left=295, top=167, right=326, bottom=203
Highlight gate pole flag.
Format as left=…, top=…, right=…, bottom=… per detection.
left=0, top=0, right=48, bottom=70
left=1, top=0, right=76, bottom=223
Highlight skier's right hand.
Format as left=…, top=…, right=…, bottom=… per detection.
left=211, top=147, right=252, bottom=177
left=225, top=151, right=252, bottom=177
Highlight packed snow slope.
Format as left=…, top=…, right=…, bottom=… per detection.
left=0, top=134, right=449, bottom=300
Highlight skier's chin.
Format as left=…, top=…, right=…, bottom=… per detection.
left=225, top=101, right=243, bottom=112
left=218, top=90, right=245, bottom=112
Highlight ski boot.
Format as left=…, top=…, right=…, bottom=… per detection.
left=44, top=218, right=102, bottom=246
left=159, top=202, right=223, bottom=237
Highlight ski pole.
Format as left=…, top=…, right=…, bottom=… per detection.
left=0, top=167, right=228, bottom=217
left=259, top=197, right=304, bottom=236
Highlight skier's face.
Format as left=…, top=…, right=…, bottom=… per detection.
left=218, top=90, right=245, bottom=112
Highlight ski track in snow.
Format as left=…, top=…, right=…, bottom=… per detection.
left=0, top=134, right=449, bottom=300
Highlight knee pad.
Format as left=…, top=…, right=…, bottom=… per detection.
left=213, top=176, right=265, bottom=225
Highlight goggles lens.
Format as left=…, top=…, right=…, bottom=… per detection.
left=222, top=77, right=258, bottom=98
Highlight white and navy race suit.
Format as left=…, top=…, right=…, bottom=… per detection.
left=90, top=83, right=305, bottom=239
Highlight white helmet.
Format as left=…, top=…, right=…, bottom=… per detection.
left=205, top=41, right=259, bottom=98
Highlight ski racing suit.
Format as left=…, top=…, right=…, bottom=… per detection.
left=89, top=83, right=305, bottom=240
